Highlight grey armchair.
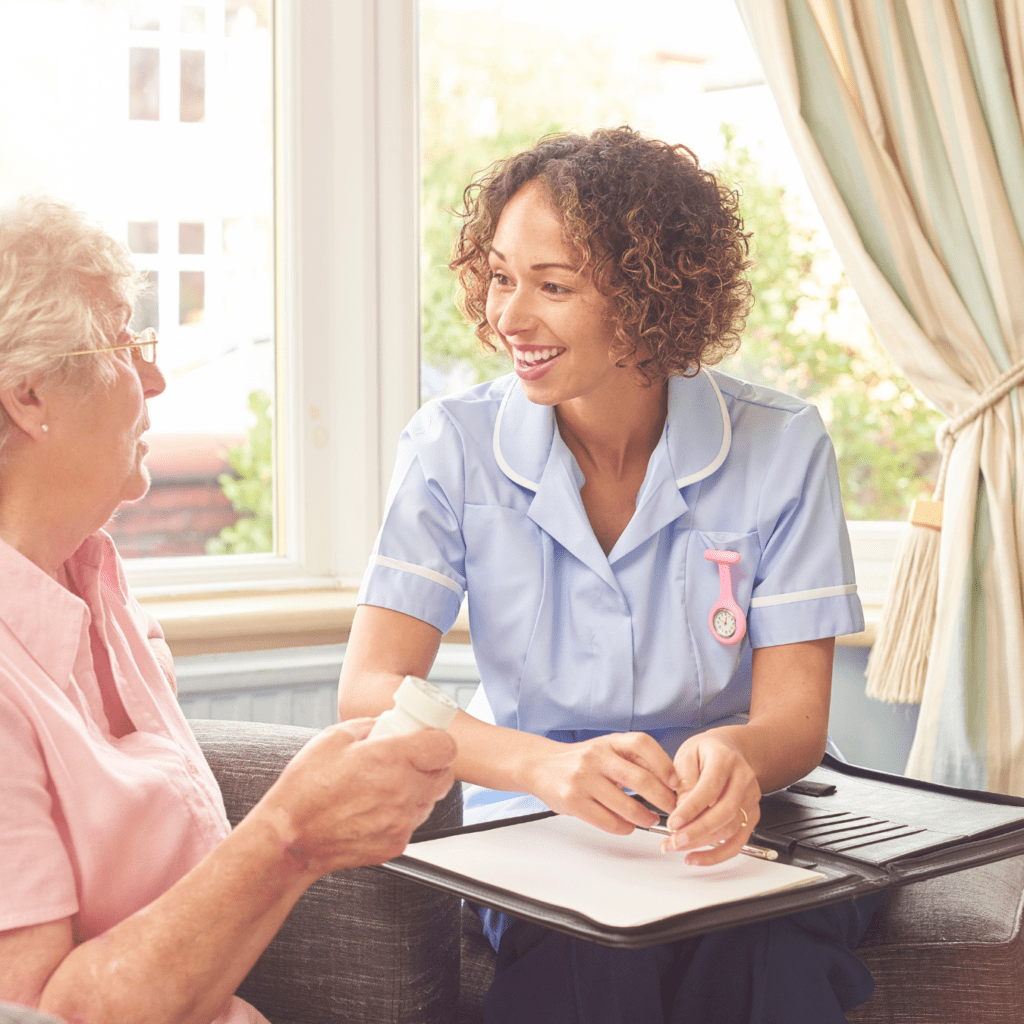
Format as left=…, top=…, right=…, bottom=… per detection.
left=193, top=720, right=462, bottom=1024
left=4, top=719, right=1022, bottom=1024
left=199, top=720, right=1024, bottom=1024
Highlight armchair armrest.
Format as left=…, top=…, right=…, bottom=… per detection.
left=190, top=719, right=462, bottom=1024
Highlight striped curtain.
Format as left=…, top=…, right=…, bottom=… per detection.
left=735, top=0, right=1024, bottom=793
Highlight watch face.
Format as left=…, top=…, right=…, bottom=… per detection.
left=712, top=608, right=737, bottom=639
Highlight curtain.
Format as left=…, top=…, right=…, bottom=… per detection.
left=734, top=0, right=1024, bottom=793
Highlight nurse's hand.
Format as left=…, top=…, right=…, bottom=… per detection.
left=662, top=732, right=761, bottom=866
left=527, top=732, right=679, bottom=834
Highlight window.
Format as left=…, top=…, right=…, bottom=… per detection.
left=0, top=1, right=897, bottom=644
left=419, top=0, right=935, bottom=608
left=180, top=50, right=206, bottom=122
left=0, top=0, right=278, bottom=563
left=129, top=48, right=161, bottom=119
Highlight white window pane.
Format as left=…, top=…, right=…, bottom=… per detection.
left=129, top=220, right=159, bottom=254
left=182, top=5, right=206, bottom=34
left=129, top=1, right=160, bottom=31
left=129, top=46, right=160, bottom=120
left=179, top=221, right=205, bottom=254
left=0, top=0, right=277, bottom=557
left=180, top=49, right=206, bottom=123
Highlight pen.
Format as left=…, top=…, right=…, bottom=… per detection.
left=738, top=843, right=779, bottom=862
left=636, top=822, right=780, bottom=861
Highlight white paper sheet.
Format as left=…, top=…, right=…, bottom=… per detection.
left=405, top=815, right=825, bottom=929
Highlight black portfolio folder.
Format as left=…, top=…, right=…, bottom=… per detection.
left=382, top=755, right=1024, bottom=949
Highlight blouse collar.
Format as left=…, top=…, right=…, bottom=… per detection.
left=0, top=532, right=109, bottom=687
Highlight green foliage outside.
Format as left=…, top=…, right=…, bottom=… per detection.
left=421, top=119, right=532, bottom=386
left=716, top=128, right=942, bottom=519
left=419, top=115, right=942, bottom=521
left=218, top=8, right=944, bottom=531
left=207, top=389, right=274, bottom=555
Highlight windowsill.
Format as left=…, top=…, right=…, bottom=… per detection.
left=141, top=587, right=876, bottom=657
left=141, top=586, right=472, bottom=657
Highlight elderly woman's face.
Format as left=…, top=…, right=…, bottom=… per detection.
left=46, top=323, right=166, bottom=514
left=485, top=180, right=622, bottom=410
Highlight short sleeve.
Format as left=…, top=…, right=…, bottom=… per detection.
left=0, top=689, right=77, bottom=931
left=747, top=404, right=864, bottom=647
left=357, top=402, right=468, bottom=634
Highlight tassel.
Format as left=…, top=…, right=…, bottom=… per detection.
left=864, top=499, right=942, bottom=703
left=864, top=358, right=1024, bottom=704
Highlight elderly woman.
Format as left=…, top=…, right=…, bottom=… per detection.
left=339, top=127, right=883, bottom=1023
left=0, top=197, right=457, bottom=1024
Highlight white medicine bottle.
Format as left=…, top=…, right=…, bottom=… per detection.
left=367, top=675, right=459, bottom=739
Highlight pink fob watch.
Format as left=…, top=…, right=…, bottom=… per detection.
left=704, top=549, right=746, bottom=645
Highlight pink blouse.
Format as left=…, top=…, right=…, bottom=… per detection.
left=0, top=532, right=266, bottom=1023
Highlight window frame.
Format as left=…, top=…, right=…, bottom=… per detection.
left=126, top=0, right=419, bottom=598
left=126, top=0, right=889, bottom=652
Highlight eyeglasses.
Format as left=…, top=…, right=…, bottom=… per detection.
left=65, top=328, right=159, bottom=364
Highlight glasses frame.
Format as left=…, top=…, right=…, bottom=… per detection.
left=65, top=328, right=159, bottom=363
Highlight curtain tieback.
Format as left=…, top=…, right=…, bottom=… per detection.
left=908, top=354, right=1024, bottom=529
left=870, top=353, right=1024, bottom=702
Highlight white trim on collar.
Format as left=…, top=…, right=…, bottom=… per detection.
left=674, top=368, right=731, bottom=488
left=493, top=382, right=540, bottom=491
left=493, top=366, right=733, bottom=493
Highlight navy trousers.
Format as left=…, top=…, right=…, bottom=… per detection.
left=481, top=891, right=885, bottom=1024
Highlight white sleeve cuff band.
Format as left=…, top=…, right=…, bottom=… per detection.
left=372, top=555, right=463, bottom=594
left=749, top=583, right=857, bottom=609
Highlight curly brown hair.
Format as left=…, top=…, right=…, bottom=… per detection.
left=450, top=126, right=753, bottom=381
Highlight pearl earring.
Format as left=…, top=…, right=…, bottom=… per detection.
left=41, top=424, right=49, bottom=433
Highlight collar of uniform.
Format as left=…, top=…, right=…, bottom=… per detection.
left=0, top=533, right=93, bottom=687
left=664, top=369, right=732, bottom=487
left=492, top=376, right=556, bottom=491
left=492, top=368, right=731, bottom=492
left=528, top=428, right=621, bottom=590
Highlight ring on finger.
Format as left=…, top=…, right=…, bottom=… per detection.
left=739, top=807, right=749, bottom=828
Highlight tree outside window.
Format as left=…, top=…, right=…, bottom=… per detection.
left=419, top=0, right=941, bottom=522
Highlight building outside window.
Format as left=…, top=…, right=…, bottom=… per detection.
left=0, top=0, right=276, bottom=559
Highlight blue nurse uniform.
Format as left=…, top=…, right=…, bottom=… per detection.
left=358, top=368, right=879, bottom=1022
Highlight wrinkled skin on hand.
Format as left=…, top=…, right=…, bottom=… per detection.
left=257, top=718, right=457, bottom=878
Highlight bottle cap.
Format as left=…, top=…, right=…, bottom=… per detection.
left=394, top=675, right=459, bottom=730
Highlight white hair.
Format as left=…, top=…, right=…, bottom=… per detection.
left=0, top=197, right=144, bottom=459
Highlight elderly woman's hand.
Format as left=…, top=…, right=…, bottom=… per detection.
left=251, top=719, right=457, bottom=880
left=5, top=722, right=457, bottom=1024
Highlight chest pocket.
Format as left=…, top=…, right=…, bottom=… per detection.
left=683, top=529, right=761, bottom=713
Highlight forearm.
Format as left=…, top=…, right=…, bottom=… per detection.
left=39, top=812, right=313, bottom=1024
left=338, top=605, right=441, bottom=720
left=703, top=714, right=826, bottom=797
left=447, top=708, right=555, bottom=793
left=694, top=637, right=833, bottom=797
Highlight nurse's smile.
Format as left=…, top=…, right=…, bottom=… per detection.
left=511, top=345, right=566, bottom=379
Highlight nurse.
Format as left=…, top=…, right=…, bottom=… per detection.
left=339, top=127, right=880, bottom=1023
